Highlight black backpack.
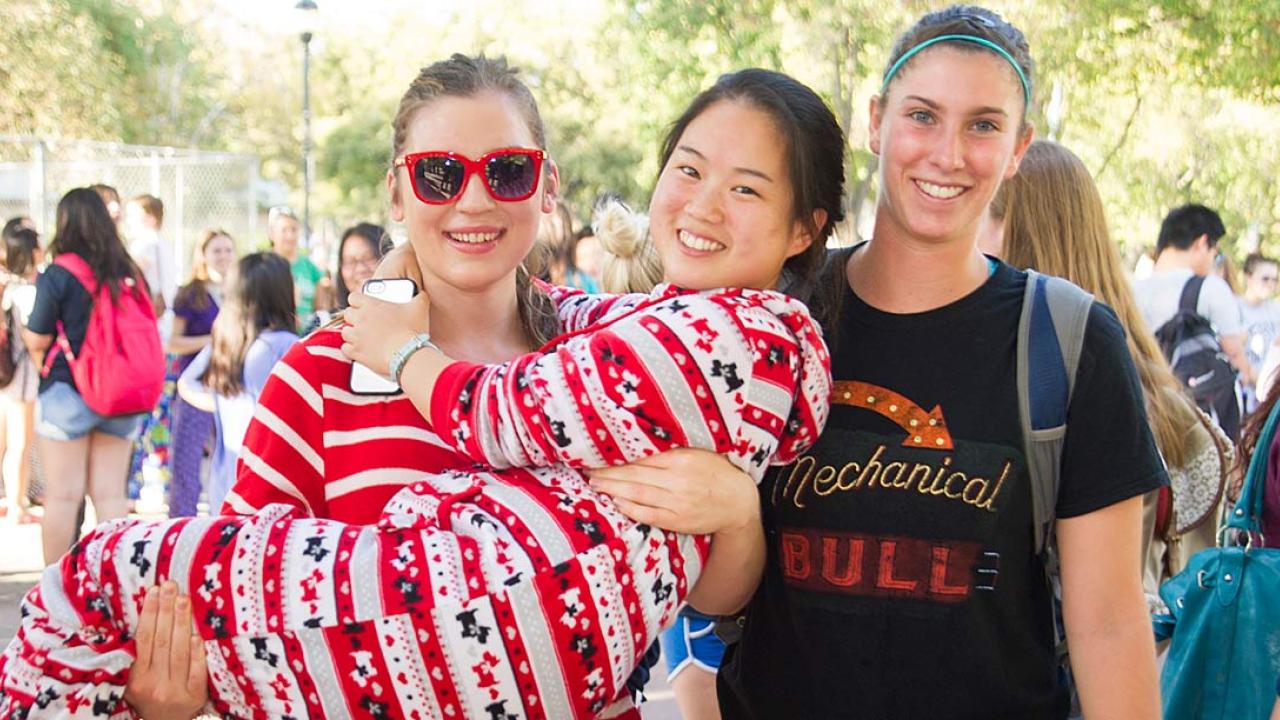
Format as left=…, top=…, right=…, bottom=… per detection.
left=1154, top=275, right=1240, bottom=439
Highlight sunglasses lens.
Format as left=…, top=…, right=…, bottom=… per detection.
left=486, top=152, right=538, bottom=200
left=414, top=156, right=466, bottom=202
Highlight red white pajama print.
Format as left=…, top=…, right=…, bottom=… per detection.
left=0, top=284, right=830, bottom=719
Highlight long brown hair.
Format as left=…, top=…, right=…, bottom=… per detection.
left=1001, top=140, right=1189, bottom=466
left=49, top=188, right=147, bottom=305
left=201, top=252, right=295, bottom=396
left=1239, top=388, right=1279, bottom=487
left=391, top=53, right=558, bottom=348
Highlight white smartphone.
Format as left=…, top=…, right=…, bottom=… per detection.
left=349, top=278, right=418, bottom=395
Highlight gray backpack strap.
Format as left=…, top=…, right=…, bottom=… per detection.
left=1016, top=270, right=1094, bottom=555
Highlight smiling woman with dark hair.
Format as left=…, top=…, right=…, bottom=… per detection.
left=334, top=222, right=387, bottom=309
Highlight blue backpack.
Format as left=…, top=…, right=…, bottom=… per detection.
left=1017, top=269, right=1095, bottom=716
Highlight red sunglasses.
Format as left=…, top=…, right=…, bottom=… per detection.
left=393, top=148, right=546, bottom=205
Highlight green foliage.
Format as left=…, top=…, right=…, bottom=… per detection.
left=0, top=0, right=128, bottom=139
left=317, top=109, right=394, bottom=224
left=6, top=0, right=1277, bottom=254
left=1155, top=0, right=1280, bottom=101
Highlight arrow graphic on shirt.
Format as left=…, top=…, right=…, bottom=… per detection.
left=830, top=380, right=954, bottom=450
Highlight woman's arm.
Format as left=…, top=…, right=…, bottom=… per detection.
left=545, top=282, right=651, bottom=333
left=343, top=288, right=828, bottom=480
left=21, top=328, right=50, bottom=367
left=24, top=268, right=62, bottom=367
left=176, top=347, right=215, bottom=413
left=590, top=449, right=765, bottom=613
left=1057, top=495, right=1160, bottom=719
left=166, top=315, right=211, bottom=356
left=370, top=241, right=640, bottom=334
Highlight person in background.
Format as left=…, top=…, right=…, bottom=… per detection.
left=1216, top=250, right=1241, bottom=295
left=0, top=223, right=43, bottom=524
left=165, top=229, right=236, bottom=517
left=995, top=139, right=1227, bottom=609
left=975, top=190, right=1005, bottom=257
left=1240, top=253, right=1280, bottom=411
left=1133, top=204, right=1250, bottom=435
left=1237, top=342, right=1280, bottom=720
left=538, top=199, right=576, bottom=284
left=90, top=184, right=124, bottom=236
left=176, top=252, right=297, bottom=515
left=560, top=225, right=602, bottom=292
left=126, top=194, right=177, bottom=322
left=125, top=195, right=179, bottom=509
left=24, top=188, right=149, bottom=564
left=268, top=206, right=331, bottom=331
left=333, top=222, right=387, bottom=310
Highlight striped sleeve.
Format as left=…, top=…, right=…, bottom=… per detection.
left=224, top=336, right=329, bottom=517
left=430, top=288, right=831, bottom=482
left=546, top=283, right=652, bottom=334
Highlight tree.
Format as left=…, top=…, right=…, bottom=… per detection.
left=11, top=0, right=1277, bottom=255
left=0, top=0, right=129, bottom=140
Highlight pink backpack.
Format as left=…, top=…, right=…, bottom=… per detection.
left=41, top=254, right=165, bottom=416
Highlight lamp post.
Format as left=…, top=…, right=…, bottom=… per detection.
left=295, top=0, right=319, bottom=240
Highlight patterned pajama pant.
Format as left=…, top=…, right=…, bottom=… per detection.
left=0, top=467, right=703, bottom=719
left=166, top=396, right=213, bottom=518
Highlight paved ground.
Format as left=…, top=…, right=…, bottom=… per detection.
left=0, top=521, right=682, bottom=719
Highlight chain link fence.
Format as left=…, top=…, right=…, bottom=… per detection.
left=0, top=136, right=259, bottom=279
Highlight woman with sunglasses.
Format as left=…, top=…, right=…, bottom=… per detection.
left=0, top=58, right=842, bottom=719
left=713, top=7, right=1163, bottom=719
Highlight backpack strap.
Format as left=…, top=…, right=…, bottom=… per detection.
left=1178, top=274, right=1206, bottom=316
left=40, top=254, right=98, bottom=378
left=1016, top=270, right=1094, bottom=714
left=51, top=254, right=99, bottom=295
left=1016, top=270, right=1094, bottom=556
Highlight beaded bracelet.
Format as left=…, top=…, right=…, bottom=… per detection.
left=389, top=332, right=441, bottom=385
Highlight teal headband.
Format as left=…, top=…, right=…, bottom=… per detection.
left=881, top=34, right=1030, bottom=106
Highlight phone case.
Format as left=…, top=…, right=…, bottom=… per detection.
left=349, top=279, right=417, bottom=395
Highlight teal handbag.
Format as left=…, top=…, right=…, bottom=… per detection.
left=1153, top=401, right=1280, bottom=720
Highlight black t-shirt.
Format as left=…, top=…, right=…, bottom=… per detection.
left=27, top=263, right=94, bottom=393
left=719, top=262, right=1167, bottom=720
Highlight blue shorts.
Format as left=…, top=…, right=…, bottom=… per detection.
left=660, top=608, right=726, bottom=680
left=36, top=382, right=144, bottom=441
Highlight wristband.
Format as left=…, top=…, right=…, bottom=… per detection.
left=388, top=332, right=441, bottom=385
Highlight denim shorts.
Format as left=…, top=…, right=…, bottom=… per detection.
left=36, top=382, right=144, bottom=441
left=660, top=607, right=726, bottom=680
